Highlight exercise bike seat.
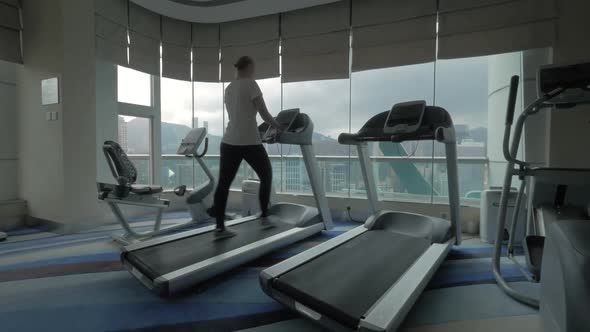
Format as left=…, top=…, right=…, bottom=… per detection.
left=130, top=184, right=163, bottom=195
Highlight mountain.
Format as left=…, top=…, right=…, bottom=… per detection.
left=125, top=119, right=346, bottom=156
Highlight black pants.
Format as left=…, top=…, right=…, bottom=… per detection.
left=213, top=143, right=272, bottom=229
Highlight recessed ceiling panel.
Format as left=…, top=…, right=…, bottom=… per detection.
left=132, top=0, right=342, bottom=23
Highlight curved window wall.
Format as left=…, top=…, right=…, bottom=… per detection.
left=112, top=49, right=550, bottom=206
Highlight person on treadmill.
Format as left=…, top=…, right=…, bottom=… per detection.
left=211, top=56, right=283, bottom=239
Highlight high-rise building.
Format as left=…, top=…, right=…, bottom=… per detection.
left=193, top=117, right=199, bottom=129
left=117, top=116, right=128, bottom=152
left=328, top=163, right=347, bottom=194
left=285, top=159, right=303, bottom=192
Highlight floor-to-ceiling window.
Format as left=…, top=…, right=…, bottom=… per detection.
left=282, top=79, right=350, bottom=196
left=116, top=66, right=154, bottom=184
left=434, top=52, right=525, bottom=204
left=160, top=77, right=193, bottom=190
left=351, top=63, right=435, bottom=202
left=112, top=49, right=546, bottom=207
left=193, top=81, right=224, bottom=188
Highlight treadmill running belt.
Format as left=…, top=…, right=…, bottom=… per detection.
left=125, top=220, right=294, bottom=280
left=273, top=231, right=429, bottom=329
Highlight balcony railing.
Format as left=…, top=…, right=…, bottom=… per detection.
left=127, top=154, right=488, bottom=206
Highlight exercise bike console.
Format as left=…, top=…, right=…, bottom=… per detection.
left=177, top=127, right=208, bottom=157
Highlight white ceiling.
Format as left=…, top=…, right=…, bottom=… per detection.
left=131, top=0, right=342, bottom=23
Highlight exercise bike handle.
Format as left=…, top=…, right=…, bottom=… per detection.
left=194, top=137, right=208, bottom=158
left=505, top=75, right=520, bottom=125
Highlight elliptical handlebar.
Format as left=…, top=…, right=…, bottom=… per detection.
left=502, top=76, right=521, bottom=165
left=505, top=76, right=520, bottom=126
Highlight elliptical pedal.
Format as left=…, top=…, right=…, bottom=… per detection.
left=523, top=235, right=545, bottom=282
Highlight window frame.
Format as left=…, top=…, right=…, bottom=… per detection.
left=116, top=67, right=161, bottom=185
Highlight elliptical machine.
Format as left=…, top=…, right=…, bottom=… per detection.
left=493, top=62, right=590, bottom=331
left=98, top=127, right=217, bottom=245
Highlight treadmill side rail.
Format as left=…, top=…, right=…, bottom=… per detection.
left=263, top=287, right=353, bottom=332
left=260, top=225, right=368, bottom=293
left=358, top=241, right=453, bottom=332
left=122, top=215, right=259, bottom=253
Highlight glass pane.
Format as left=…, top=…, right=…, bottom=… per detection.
left=194, top=81, right=224, bottom=185
left=117, top=66, right=151, bottom=106
left=118, top=115, right=151, bottom=184
left=282, top=79, right=351, bottom=196
left=350, top=63, right=435, bottom=202
left=434, top=52, right=523, bottom=205
left=160, top=77, right=193, bottom=190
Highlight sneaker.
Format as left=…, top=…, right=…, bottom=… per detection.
left=214, top=228, right=236, bottom=240
left=260, top=216, right=277, bottom=229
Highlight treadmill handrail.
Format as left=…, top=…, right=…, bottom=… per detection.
left=359, top=241, right=453, bottom=332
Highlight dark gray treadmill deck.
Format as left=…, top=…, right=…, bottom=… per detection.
left=125, top=220, right=294, bottom=280
left=273, top=230, right=430, bottom=329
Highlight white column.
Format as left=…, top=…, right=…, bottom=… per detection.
left=486, top=52, right=525, bottom=187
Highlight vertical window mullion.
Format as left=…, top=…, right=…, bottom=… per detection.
left=151, top=74, right=162, bottom=185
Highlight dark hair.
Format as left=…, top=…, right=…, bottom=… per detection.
left=234, top=56, right=254, bottom=71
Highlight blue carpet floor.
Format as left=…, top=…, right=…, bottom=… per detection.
left=0, top=213, right=538, bottom=332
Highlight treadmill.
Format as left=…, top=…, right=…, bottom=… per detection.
left=121, top=109, right=333, bottom=296
left=260, top=101, right=462, bottom=332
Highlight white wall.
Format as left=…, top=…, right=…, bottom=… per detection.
left=17, top=0, right=66, bottom=223
left=60, top=0, right=102, bottom=229
left=17, top=0, right=102, bottom=230
left=95, top=60, right=119, bottom=184
left=0, top=60, right=18, bottom=201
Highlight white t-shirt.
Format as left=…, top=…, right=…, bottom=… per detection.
left=222, top=79, right=263, bottom=146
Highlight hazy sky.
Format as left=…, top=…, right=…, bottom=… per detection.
left=119, top=55, right=503, bottom=139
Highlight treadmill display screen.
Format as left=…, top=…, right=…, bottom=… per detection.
left=384, top=101, right=426, bottom=135
left=387, top=105, right=423, bottom=127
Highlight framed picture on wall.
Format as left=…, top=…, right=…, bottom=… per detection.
left=41, top=77, right=59, bottom=105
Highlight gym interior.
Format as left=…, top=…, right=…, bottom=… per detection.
left=0, top=0, right=589, bottom=331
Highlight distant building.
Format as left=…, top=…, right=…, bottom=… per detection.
left=285, top=159, right=303, bottom=192
left=457, top=139, right=486, bottom=157
left=319, top=163, right=348, bottom=194
left=118, top=116, right=128, bottom=152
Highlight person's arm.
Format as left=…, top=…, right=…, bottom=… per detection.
left=253, top=96, right=282, bottom=130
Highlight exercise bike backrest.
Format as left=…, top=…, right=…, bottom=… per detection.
left=103, top=140, right=138, bottom=186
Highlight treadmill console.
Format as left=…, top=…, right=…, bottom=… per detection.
left=384, top=101, right=426, bottom=135
left=538, top=62, right=590, bottom=106
left=262, top=108, right=300, bottom=142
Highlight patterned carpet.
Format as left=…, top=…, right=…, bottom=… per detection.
left=0, top=213, right=539, bottom=332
